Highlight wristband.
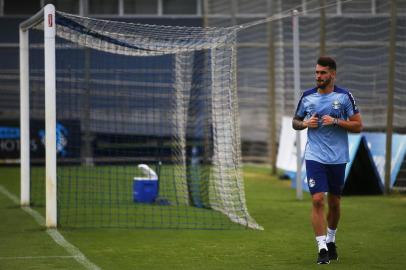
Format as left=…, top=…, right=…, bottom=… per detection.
left=333, top=118, right=339, bottom=126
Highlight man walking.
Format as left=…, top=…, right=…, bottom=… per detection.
left=292, top=56, right=363, bottom=264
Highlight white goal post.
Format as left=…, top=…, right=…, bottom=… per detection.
left=20, top=4, right=57, bottom=227
left=19, top=4, right=262, bottom=230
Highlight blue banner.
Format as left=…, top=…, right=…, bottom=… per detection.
left=363, top=132, right=406, bottom=187
left=345, top=134, right=363, bottom=179
left=0, top=120, right=80, bottom=160
left=0, top=126, right=20, bottom=139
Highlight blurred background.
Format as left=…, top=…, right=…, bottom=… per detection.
left=1, top=0, right=405, bottom=176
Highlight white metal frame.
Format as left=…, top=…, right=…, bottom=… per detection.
left=19, top=18, right=29, bottom=206
left=292, top=10, right=303, bottom=200
left=19, top=4, right=57, bottom=228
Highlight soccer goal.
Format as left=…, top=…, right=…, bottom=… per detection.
left=19, top=4, right=262, bottom=230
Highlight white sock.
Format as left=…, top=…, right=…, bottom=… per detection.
left=326, top=227, right=337, bottom=243
left=316, top=235, right=328, bottom=251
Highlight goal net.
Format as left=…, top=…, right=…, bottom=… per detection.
left=20, top=4, right=262, bottom=230
left=204, top=0, right=406, bottom=162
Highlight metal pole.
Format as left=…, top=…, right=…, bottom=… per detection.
left=44, top=4, right=57, bottom=227
left=319, top=0, right=326, bottom=56
left=267, top=0, right=277, bottom=174
left=202, top=0, right=209, bottom=27
left=202, top=0, right=211, bottom=165
left=293, top=10, right=303, bottom=200
left=384, top=0, right=397, bottom=195
left=231, top=0, right=237, bottom=26
left=82, top=48, right=94, bottom=166
left=19, top=27, right=30, bottom=206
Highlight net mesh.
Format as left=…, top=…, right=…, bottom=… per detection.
left=204, top=0, right=406, bottom=161
left=27, top=11, right=262, bottom=229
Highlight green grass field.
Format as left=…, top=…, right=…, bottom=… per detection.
left=5, top=164, right=248, bottom=229
left=1, top=164, right=406, bottom=269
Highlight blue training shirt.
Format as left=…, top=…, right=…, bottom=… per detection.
left=295, top=85, right=359, bottom=164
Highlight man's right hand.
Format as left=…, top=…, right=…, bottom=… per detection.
left=304, top=114, right=319, bottom=129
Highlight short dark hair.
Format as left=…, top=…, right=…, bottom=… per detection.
left=317, top=56, right=336, bottom=71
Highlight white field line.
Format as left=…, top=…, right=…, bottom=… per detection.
left=0, top=185, right=101, bottom=270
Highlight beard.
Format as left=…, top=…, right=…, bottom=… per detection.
left=316, top=77, right=331, bottom=89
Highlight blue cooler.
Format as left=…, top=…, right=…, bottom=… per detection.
left=133, top=164, right=159, bottom=203
left=133, top=179, right=158, bottom=203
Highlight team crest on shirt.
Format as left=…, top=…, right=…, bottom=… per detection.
left=309, top=178, right=316, bottom=188
left=332, top=100, right=341, bottom=110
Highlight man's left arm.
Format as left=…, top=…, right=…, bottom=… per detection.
left=336, top=113, right=363, bottom=133
left=321, top=113, right=363, bottom=133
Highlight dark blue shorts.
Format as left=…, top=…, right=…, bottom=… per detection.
left=305, top=160, right=346, bottom=195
